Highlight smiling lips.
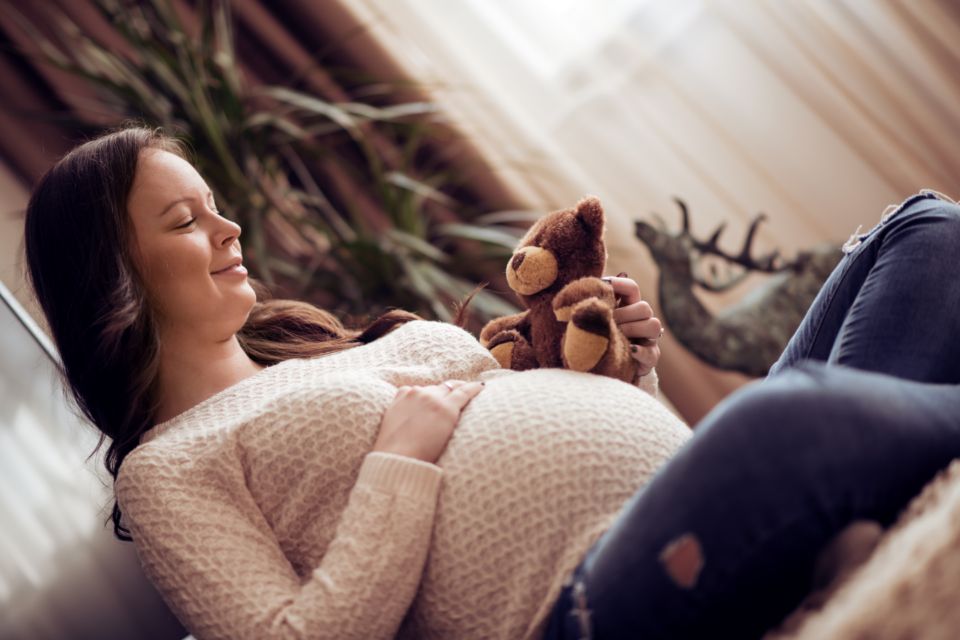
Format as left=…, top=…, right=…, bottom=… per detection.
left=211, top=259, right=246, bottom=276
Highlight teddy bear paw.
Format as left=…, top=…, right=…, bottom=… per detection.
left=562, top=297, right=616, bottom=372
left=553, top=277, right=616, bottom=322
left=486, top=329, right=537, bottom=370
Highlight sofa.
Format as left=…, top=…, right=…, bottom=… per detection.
left=766, top=459, right=960, bottom=639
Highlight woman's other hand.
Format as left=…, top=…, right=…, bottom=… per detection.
left=373, top=381, right=485, bottom=463
left=605, top=274, right=662, bottom=376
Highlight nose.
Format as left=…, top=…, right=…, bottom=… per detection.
left=511, top=251, right=526, bottom=272
left=213, top=213, right=242, bottom=248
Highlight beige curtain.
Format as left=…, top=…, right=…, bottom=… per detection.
left=343, top=0, right=960, bottom=422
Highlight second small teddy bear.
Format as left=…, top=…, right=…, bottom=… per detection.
left=479, top=196, right=639, bottom=384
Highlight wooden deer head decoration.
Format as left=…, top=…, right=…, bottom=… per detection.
left=635, top=198, right=842, bottom=377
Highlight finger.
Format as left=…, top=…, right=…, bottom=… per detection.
left=618, top=317, right=663, bottom=341
left=439, top=380, right=467, bottom=393
left=446, top=381, right=485, bottom=407
left=602, top=276, right=642, bottom=306
left=613, top=300, right=653, bottom=325
left=404, top=385, right=460, bottom=404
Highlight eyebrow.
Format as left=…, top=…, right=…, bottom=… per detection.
left=158, top=189, right=214, bottom=217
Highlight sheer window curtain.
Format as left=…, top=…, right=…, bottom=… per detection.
left=344, top=0, right=960, bottom=422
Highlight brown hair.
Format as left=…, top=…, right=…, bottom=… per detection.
left=23, top=126, right=419, bottom=540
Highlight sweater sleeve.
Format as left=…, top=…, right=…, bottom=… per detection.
left=116, top=450, right=441, bottom=640
left=637, top=366, right=659, bottom=398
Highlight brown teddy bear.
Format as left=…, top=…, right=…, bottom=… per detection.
left=479, top=196, right=639, bottom=384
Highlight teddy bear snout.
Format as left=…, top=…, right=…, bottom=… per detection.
left=506, top=246, right=559, bottom=296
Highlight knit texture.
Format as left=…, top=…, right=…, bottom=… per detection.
left=116, top=320, right=690, bottom=639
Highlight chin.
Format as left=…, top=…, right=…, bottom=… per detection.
left=219, top=285, right=257, bottom=331
left=239, top=280, right=257, bottom=303
left=238, top=286, right=258, bottom=317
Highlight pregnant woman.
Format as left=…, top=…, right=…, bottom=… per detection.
left=23, top=126, right=960, bottom=639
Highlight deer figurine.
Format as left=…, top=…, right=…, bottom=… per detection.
left=635, top=198, right=842, bottom=377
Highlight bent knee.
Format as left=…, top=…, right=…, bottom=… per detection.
left=697, top=363, right=856, bottom=455
left=894, top=195, right=960, bottom=241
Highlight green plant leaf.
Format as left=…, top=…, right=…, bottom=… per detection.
left=384, top=171, right=457, bottom=208
left=6, top=0, right=519, bottom=326
left=257, top=86, right=359, bottom=135
left=397, top=255, right=450, bottom=320
left=383, top=228, right=448, bottom=263
left=339, top=101, right=440, bottom=121
left=435, top=223, right=522, bottom=249
left=472, top=209, right=544, bottom=225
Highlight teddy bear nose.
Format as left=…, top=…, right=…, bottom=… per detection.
left=511, top=252, right=526, bottom=272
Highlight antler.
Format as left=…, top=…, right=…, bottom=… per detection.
left=672, top=197, right=798, bottom=292
left=675, top=197, right=785, bottom=272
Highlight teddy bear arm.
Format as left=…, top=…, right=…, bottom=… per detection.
left=486, top=328, right=538, bottom=370
left=479, top=311, right=528, bottom=347
left=553, top=277, right=616, bottom=322
left=562, top=297, right=638, bottom=385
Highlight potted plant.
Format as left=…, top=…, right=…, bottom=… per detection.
left=9, top=0, right=531, bottom=326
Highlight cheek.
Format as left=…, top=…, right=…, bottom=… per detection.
left=139, top=240, right=211, bottom=308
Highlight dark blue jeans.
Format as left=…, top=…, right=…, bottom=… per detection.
left=545, top=190, right=960, bottom=639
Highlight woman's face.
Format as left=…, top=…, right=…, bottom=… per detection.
left=127, top=149, right=256, bottom=338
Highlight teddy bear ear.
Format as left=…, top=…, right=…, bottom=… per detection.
left=576, top=196, right=605, bottom=233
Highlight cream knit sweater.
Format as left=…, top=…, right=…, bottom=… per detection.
left=116, top=320, right=690, bottom=640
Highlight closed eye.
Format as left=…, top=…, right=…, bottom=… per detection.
left=175, top=217, right=197, bottom=230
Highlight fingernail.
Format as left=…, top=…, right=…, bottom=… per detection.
left=617, top=271, right=628, bottom=278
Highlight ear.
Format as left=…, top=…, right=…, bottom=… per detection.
left=576, top=196, right=604, bottom=234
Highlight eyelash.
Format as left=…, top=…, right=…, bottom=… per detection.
left=174, top=203, right=219, bottom=230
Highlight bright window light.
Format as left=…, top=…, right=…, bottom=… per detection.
left=465, top=0, right=702, bottom=79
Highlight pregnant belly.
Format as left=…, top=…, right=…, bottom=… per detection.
left=408, top=368, right=691, bottom=638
